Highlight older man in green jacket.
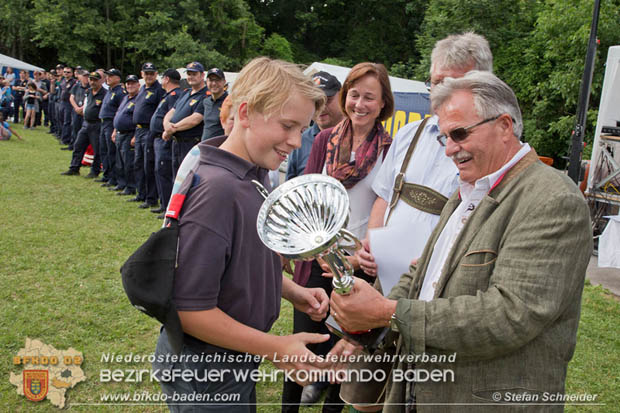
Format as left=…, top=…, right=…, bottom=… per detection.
left=329, top=71, right=592, bottom=412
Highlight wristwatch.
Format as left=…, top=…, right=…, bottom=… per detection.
left=389, top=312, right=401, bottom=332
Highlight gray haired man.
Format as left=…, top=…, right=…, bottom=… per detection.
left=331, top=71, right=591, bottom=413
left=340, top=32, right=495, bottom=411
left=357, top=32, right=494, bottom=279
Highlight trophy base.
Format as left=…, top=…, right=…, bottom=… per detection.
left=325, top=315, right=389, bottom=354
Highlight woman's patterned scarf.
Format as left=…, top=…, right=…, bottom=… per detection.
left=325, top=118, right=391, bottom=188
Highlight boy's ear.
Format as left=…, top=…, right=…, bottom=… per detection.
left=237, top=102, right=251, bottom=128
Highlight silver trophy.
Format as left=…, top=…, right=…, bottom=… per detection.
left=254, top=174, right=388, bottom=352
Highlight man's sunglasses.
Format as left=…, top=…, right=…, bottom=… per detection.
left=436, top=115, right=501, bottom=147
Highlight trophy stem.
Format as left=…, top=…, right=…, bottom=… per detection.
left=322, top=249, right=355, bottom=295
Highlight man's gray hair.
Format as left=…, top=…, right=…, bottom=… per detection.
left=431, top=71, right=523, bottom=138
left=431, top=32, right=493, bottom=73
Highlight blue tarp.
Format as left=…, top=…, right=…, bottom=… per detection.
left=383, top=92, right=431, bottom=137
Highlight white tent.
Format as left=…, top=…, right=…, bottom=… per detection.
left=171, top=62, right=427, bottom=94
left=175, top=68, right=238, bottom=83
left=0, top=53, right=44, bottom=73
left=586, top=46, right=620, bottom=196
left=304, top=62, right=428, bottom=94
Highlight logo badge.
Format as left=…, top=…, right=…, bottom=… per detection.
left=189, top=99, right=197, bottom=106
left=23, top=370, right=48, bottom=402
left=146, top=91, right=153, bottom=99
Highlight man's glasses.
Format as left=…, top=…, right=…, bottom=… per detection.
left=436, top=115, right=500, bottom=147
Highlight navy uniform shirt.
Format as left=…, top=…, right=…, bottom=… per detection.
left=71, top=82, right=88, bottom=107
left=41, top=79, right=51, bottom=99
left=113, top=94, right=138, bottom=132
left=149, top=87, right=182, bottom=134
left=170, top=86, right=208, bottom=139
left=83, top=87, right=107, bottom=122
left=201, top=90, right=228, bottom=141
left=133, top=80, right=164, bottom=125
left=60, top=77, right=76, bottom=102
left=50, top=81, right=61, bottom=102
left=99, top=84, right=126, bottom=120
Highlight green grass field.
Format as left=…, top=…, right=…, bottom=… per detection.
left=1, top=126, right=618, bottom=412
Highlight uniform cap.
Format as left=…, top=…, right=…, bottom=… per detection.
left=105, top=68, right=122, bottom=77
left=142, top=62, right=157, bottom=72
left=206, top=68, right=225, bottom=79
left=312, top=71, right=342, bottom=97
left=185, top=62, right=205, bottom=73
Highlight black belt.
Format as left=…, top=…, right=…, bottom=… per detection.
left=136, top=123, right=149, bottom=129
left=85, top=119, right=100, bottom=123
left=118, top=130, right=134, bottom=134
left=101, top=118, right=113, bottom=122
left=173, top=135, right=200, bottom=143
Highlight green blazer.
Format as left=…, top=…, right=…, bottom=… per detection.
left=384, top=150, right=592, bottom=412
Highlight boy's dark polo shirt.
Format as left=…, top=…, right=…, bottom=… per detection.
left=173, top=137, right=281, bottom=354
left=170, top=86, right=208, bottom=139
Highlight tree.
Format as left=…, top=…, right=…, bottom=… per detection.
left=248, top=0, right=427, bottom=66
left=0, top=0, right=36, bottom=61
left=515, top=0, right=620, bottom=162
left=21, top=0, right=265, bottom=73
left=31, top=0, right=105, bottom=68
left=261, top=33, right=294, bottom=61
left=162, top=27, right=232, bottom=70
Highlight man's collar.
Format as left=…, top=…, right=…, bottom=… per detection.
left=211, top=90, right=227, bottom=101
left=427, top=114, right=440, bottom=133
left=459, top=143, right=531, bottom=199
left=145, top=80, right=159, bottom=89
left=191, top=84, right=206, bottom=94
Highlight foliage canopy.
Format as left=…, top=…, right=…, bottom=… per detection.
left=1, top=0, right=619, bottom=160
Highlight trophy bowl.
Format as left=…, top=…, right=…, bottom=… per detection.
left=254, top=174, right=388, bottom=353
left=256, top=174, right=350, bottom=261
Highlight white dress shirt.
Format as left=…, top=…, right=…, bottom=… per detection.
left=372, top=116, right=459, bottom=259
left=419, top=143, right=531, bottom=301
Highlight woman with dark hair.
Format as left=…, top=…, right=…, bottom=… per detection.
left=283, top=62, right=394, bottom=413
